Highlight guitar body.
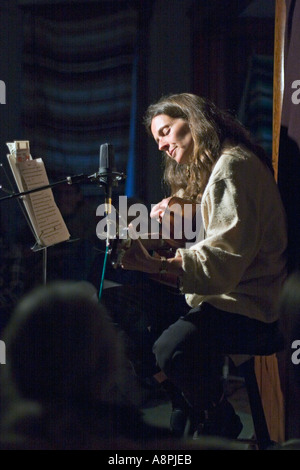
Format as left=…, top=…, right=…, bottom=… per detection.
left=109, top=196, right=200, bottom=289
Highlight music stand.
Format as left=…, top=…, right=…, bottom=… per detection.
left=0, top=163, right=126, bottom=291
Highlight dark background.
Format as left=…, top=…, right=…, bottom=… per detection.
left=0, top=0, right=277, bottom=344
left=0, top=0, right=277, bottom=304
left=0, top=0, right=275, bottom=238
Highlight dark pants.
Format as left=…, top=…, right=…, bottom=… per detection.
left=153, top=302, right=280, bottom=412
left=100, top=278, right=190, bottom=378
left=101, top=276, right=280, bottom=412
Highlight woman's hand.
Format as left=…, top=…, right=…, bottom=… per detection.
left=121, top=238, right=160, bottom=273
left=121, top=237, right=184, bottom=277
left=150, top=197, right=172, bottom=222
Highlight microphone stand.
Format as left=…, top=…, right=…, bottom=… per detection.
left=97, top=168, right=118, bottom=301
left=0, top=171, right=124, bottom=203
left=0, top=176, right=82, bottom=203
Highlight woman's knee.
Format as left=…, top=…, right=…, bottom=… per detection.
left=152, top=335, right=171, bottom=371
left=153, top=318, right=197, bottom=373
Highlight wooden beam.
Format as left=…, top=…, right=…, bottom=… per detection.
left=272, top=0, right=286, bottom=181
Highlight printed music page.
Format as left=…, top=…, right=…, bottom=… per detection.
left=17, top=158, right=70, bottom=247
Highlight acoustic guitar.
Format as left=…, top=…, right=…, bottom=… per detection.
left=109, top=196, right=199, bottom=288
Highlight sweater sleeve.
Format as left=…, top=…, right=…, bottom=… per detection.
left=177, top=174, right=261, bottom=296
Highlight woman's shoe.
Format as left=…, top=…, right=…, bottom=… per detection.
left=193, top=398, right=243, bottom=440
left=160, top=379, right=191, bottom=438
left=170, top=407, right=189, bottom=437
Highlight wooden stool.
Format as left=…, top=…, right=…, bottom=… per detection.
left=235, top=332, right=285, bottom=450
left=239, top=357, right=274, bottom=449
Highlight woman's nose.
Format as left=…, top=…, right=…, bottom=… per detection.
left=158, top=138, right=169, bottom=151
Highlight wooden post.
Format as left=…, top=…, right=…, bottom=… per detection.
left=254, top=0, right=287, bottom=445
left=272, top=0, right=286, bottom=181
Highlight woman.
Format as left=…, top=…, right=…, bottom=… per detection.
left=120, top=93, right=288, bottom=438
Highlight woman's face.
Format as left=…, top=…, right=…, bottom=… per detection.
left=150, top=114, right=194, bottom=165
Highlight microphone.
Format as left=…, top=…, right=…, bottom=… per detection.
left=99, top=143, right=115, bottom=246
left=66, top=144, right=125, bottom=187
left=99, top=142, right=114, bottom=209
left=99, top=143, right=114, bottom=192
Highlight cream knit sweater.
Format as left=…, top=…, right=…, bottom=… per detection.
left=177, top=146, right=288, bottom=323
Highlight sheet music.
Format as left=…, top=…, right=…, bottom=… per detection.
left=6, top=141, right=70, bottom=247
left=18, top=159, right=70, bottom=246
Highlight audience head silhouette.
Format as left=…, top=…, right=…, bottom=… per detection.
left=1, top=281, right=121, bottom=403
left=0, top=281, right=130, bottom=449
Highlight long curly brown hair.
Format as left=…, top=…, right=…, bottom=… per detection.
left=143, top=93, right=273, bottom=201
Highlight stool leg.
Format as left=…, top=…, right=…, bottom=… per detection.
left=240, top=358, right=272, bottom=450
